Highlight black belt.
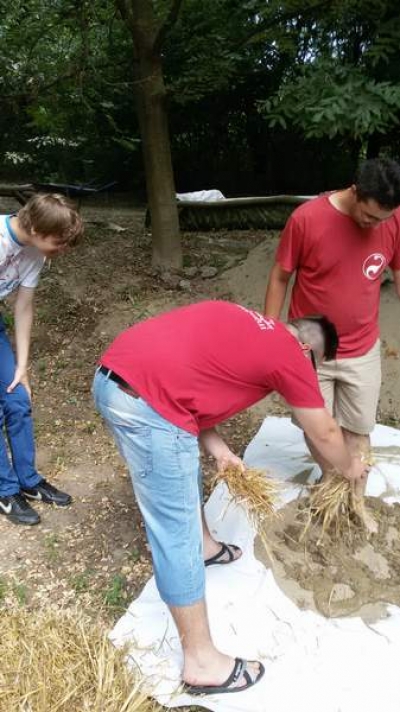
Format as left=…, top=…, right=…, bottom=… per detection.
left=98, top=365, right=138, bottom=396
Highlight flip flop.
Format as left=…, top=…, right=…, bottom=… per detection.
left=182, top=657, right=265, bottom=696
left=204, top=542, right=242, bottom=567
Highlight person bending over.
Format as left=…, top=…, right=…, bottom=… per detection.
left=93, top=300, right=368, bottom=696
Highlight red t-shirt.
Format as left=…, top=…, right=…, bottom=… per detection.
left=100, top=301, right=324, bottom=435
left=276, top=195, right=400, bottom=358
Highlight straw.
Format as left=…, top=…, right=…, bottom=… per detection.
left=0, top=609, right=158, bottom=712
left=301, top=449, right=375, bottom=542
left=212, top=465, right=279, bottom=530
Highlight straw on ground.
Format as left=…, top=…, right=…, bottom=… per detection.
left=0, top=609, right=158, bottom=712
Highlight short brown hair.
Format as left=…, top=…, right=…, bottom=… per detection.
left=18, top=193, right=83, bottom=247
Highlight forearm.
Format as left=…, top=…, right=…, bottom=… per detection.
left=307, top=423, right=352, bottom=474
left=294, top=408, right=358, bottom=478
left=199, top=427, right=244, bottom=471
left=264, top=265, right=291, bottom=318
left=14, top=296, right=34, bottom=371
left=199, top=428, right=232, bottom=460
left=393, top=270, right=400, bottom=299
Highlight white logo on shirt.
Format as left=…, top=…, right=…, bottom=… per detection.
left=238, top=306, right=275, bottom=331
left=362, top=253, right=387, bottom=280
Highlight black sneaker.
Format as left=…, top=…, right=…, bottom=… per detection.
left=22, top=479, right=72, bottom=507
left=0, top=493, right=40, bottom=525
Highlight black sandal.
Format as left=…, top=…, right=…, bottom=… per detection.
left=183, top=657, right=265, bottom=695
left=204, top=542, right=242, bottom=567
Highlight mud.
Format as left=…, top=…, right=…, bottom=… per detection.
left=256, top=497, right=400, bottom=621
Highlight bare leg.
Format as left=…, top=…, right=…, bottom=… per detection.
left=170, top=599, right=261, bottom=687
left=304, top=434, right=332, bottom=477
left=305, top=430, right=377, bottom=534
left=342, top=429, right=370, bottom=496
left=342, top=429, right=377, bottom=534
left=201, top=509, right=242, bottom=563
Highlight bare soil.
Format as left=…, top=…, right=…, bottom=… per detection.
left=256, top=497, right=400, bottom=621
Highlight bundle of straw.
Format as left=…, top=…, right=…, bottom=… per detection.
left=302, top=471, right=369, bottom=541
left=212, top=465, right=279, bottom=530
left=0, top=609, right=155, bottom=712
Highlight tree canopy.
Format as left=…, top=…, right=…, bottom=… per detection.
left=1, top=0, right=400, bottom=194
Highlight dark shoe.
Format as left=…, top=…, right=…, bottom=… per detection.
left=205, top=542, right=242, bottom=567
left=22, top=479, right=72, bottom=507
left=0, top=493, right=40, bottom=525
left=183, top=657, right=265, bottom=695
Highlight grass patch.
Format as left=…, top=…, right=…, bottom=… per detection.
left=103, top=574, right=127, bottom=610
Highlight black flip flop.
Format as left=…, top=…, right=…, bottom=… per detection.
left=182, top=657, right=265, bottom=696
left=204, top=542, right=242, bottom=567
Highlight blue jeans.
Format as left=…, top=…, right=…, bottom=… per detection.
left=0, top=316, right=42, bottom=496
left=92, top=369, right=205, bottom=607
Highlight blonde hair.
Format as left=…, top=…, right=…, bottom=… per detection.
left=18, top=193, right=83, bottom=247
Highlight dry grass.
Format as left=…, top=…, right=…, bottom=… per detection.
left=301, top=472, right=369, bottom=542
left=0, top=609, right=158, bottom=712
left=213, top=466, right=279, bottom=529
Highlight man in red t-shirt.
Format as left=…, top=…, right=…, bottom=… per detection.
left=265, top=158, right=400, bottom=513
left=93, top=300, right=368, bottom=696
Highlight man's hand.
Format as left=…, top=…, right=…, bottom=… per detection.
left=7, top=366, right=31, bottom=399
left=199, top=427, right=244, bottom=473
left=341, top=455, right=370, bottom=483
left=216, top=451, right=244, bottom=473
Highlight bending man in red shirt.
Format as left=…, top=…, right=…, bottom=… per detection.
left=93, top=300, right=368, bottom=696
left=265, top=158, right=400, bottom=527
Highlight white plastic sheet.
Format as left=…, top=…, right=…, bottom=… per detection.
left=176, top=189, right=226, bottom=202
left=110, top=418, right=400, bottom=711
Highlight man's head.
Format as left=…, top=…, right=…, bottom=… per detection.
left=289, top=315, right=338, bottom=369
left=349, top=158, right=400, bottom=229
left=18, top=193, right=83, bottom=256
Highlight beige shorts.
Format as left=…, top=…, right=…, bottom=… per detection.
left=317, top=339, right=381, bottom=435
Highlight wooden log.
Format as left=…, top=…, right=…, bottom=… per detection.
left=145, top=195, right=315, bottom=231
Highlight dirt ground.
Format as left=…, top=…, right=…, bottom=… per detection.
left=1, top=196, right=400, bottom=699
left=256, top=496, right=400, bottom=621
left=0, top=197, right=269, bottom=621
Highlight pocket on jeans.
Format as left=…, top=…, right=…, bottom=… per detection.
left=127, top=424, right=153, bottom=479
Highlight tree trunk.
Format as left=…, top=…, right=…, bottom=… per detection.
left=117, top=0, right=182, bottom=271
left=134, top=51, right=182, bottom=270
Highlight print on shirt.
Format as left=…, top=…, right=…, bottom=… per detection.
left=362, top=253, right=387, bottom=280
left=238, top=305, right=275, bottom=331
left=0, top=254, right=20, bottom=298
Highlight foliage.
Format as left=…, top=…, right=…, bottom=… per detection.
left=0, top=0, right=400, bottom=191
left=259, top=61, right=400, bottom=140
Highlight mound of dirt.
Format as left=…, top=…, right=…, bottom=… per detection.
left=256, top=497, right=400, bottom=620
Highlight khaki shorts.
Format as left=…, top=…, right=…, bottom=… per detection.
left=317, top=339, right=381, bottom=435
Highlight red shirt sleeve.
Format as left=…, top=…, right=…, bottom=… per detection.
left=267, top=349, right=325, bottom=409
left=276, top=210, right=306, bottom=273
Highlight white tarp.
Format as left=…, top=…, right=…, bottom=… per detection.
left=110, top=417, right=400, bottom=712
left=176, top=189, right=226, bottom=202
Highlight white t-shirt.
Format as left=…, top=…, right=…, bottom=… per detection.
left=0, top=215, right=45, bottom=300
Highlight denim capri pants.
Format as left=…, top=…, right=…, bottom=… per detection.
left=92, top=368, right=205, bottom=607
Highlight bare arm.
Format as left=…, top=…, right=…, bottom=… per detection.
left=392, top=269, right=400, bottom=298
left=292, top=407, right=367, bottom=481
left=8, top=286, right=35, bottom=395
left=199, top=427, right=244, bottom=472
left=264, top=262, right=292, bottom=318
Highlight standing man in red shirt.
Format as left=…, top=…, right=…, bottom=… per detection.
left=264, top=158, right=400, bottom=517
left=93, top=300, right=368, bottom=697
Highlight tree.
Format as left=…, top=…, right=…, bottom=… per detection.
left=257, top=0, right=400, bottom=165
left=115, top=0, right=183, bottom=271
